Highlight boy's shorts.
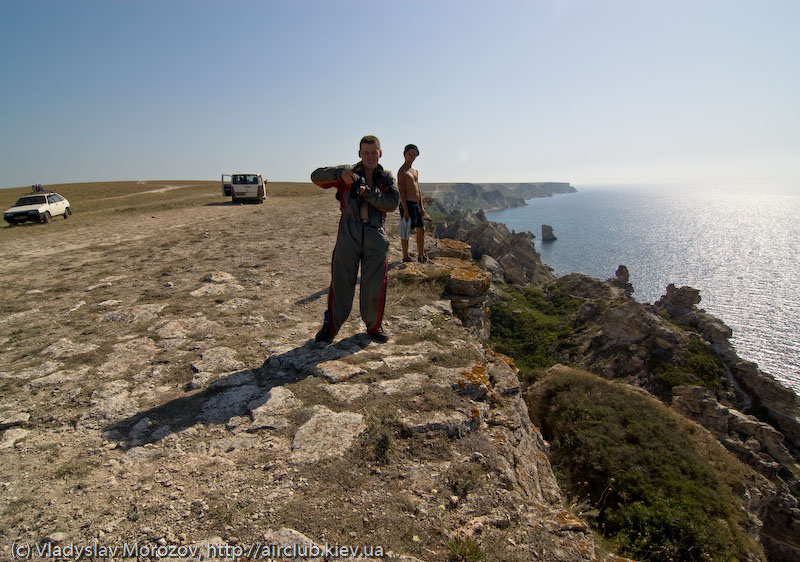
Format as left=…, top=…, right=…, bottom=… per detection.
left=399, top=217, right=412, bottom=240
left=399, top=201, right=424, bottom=239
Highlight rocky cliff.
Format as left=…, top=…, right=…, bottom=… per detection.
left=422, top=182, right=575, bottom=213
left=432, top=210, right=799, bottom=561
left=433, top=210, right=554, bottom=287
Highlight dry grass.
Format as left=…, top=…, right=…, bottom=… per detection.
left=0, top=180, right=318, bottom=241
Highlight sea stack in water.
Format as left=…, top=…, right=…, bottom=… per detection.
left=610, top=265, right=634, bottom=297
left=541, top=224, right=557, bottom=241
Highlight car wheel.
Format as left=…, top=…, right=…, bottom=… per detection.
left=64, top=207, right=71, bottom=219
left=41, top=211, right=52, bottom=224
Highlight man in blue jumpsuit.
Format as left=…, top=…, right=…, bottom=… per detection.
left=311, top=135, right=400, bottom=344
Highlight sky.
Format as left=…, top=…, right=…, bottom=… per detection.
left=1, top=0, right=798, bottom=189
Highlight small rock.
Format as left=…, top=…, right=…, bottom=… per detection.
left=187, top=372, right=213, bottom=390
left=41, top=338, right=98, bottom=359
left=128, top=418, right=151, bottom=440
left=289, top=406, right=366, bottom=464
left=84, top=282, right=112, bottom=292
left=0, top=428, right=30, bottom=449
left=101, top=304, right=168, bottom=323
left=191, top=347, right=245, bottom=374
left=203, top=272, right=236, bottom=283
left=43, top=532, right=68, bottom=544
left=0, top=412, right=31, bottom=429
left=313, top=360, right=366, bottom=383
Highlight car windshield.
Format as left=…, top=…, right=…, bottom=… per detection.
left=15, top=196, right=47, bottom=206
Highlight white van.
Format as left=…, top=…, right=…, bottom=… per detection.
left=222, top=173, right=266, bottom=203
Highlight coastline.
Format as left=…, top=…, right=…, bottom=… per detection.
left=483, top=186, right=800, bottom=397
left=421, top=181, right=576, bottom=213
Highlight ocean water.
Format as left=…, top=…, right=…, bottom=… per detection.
left=485, top=184, right=800, bottom=395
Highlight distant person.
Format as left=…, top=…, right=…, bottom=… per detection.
left=311, top=135, right=399, bottom=344
left=397, top=144, right=426, bottom=262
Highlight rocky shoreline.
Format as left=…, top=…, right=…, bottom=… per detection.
left=434, top=208, right=800, bottom=561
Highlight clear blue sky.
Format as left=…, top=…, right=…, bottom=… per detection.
left=2, top=0, right=798, bottom=188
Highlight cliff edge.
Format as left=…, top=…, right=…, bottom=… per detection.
left=0, top=183, right=598, bottom=562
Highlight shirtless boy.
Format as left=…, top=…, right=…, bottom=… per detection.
left=398, top=144, right=426, bottom=262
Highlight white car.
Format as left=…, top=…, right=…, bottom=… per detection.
left=222, top=173, right=266, bottom=203
left=4, top=192, right=71, bottom=225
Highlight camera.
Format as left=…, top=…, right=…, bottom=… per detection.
left=350, top=173, right=367, bottom=199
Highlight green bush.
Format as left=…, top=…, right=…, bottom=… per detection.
left=685, top=338, right=725, bottom=386
left=447, top=537, right=486, bottom=562
left=489, top=286, right=581, bottom=373
left=527, top=369, right=761, bottom=562
left=652, top=338, right=725, bottom=392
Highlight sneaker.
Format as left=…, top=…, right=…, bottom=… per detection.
left=369, top=328, right=389, bottom=344
left=314, top=323, right=333, bottom=344
left=402, top=256, right=413, bottom=263
left=417, top=255, right=428, bottom=263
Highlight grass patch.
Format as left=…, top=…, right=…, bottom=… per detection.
left=206, top=492, right=255, bottom=528
left=489, top=285, right=582, bottom=375
left=390, top=273, right=448, bottom=305
left=447, top=537, right=486, bottom=562
left=53, top=457, right=94, bottom=479
left=427, top=348, right=481, bottom=370
left=526, top=368, right=764, bottom=562
left=0, top=493, right=39, bottom=532
left=445, top=462, right=484, bottom=499
left=275, top=453, right=442, bottom=560
left=359, top=408, right=401, bottom=465
left=0, top=180, right=320, bottom=242
left=652, top=337, right=726, bottom=392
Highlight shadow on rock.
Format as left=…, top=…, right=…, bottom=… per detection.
left=101, top=335, right=371, bottom=449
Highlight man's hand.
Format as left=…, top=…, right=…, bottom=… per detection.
left=341, top=170, right=366, bottom=195
left=341, top=169, right=357, bottom=184
left=341, top=170, right=366, bottom=196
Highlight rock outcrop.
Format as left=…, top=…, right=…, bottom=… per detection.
left=608, top=265, right=634, bottom=297
left=519, top=273, right=800, bottom=561
left=541, top=224, right=557, bottom=241
left=396, top=243, right=493, bottom=343
left=422, top=182, right=576, bottom=213
left=656, top=284, right=800, bottom=454
left=434, top=210, right=554, bottom=287
left=672, top=386, right=794, bottom=474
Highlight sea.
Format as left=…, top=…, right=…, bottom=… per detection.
left=485, top=184, right=800, bottom=396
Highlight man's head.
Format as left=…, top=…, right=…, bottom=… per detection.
left=403, top=143, right=419, bottom=164
left=358, top=135, right=382, bottom=172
